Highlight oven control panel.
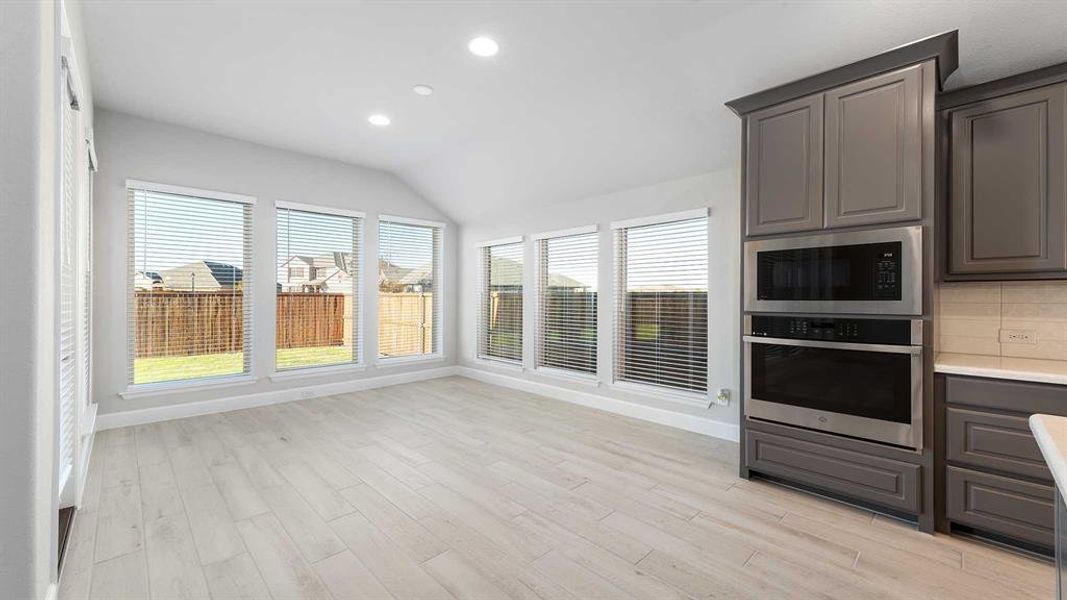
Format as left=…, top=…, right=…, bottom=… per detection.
left=748, top=315, right=915, bottom=345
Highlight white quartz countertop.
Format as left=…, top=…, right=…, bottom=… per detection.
left=1030, top=414, right=1067, bottom=498
left=935, top=353, right=1067, bottom=386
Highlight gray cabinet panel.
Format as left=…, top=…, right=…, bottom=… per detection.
left=745, top=95, right=824, bottom=236
left=825, top=64, right=923, bottom=227
left=945, top=374, right=1067, bottom=416
left=949, top=84, right=1067, bottom=274
left=946, top=407, right=1051, bottom=481
left=746, top=429, right=921, bottom=513
left=946, top=466, right=1054, bottom=548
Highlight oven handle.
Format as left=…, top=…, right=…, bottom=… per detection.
left=742, top=335, right=922, bottom=355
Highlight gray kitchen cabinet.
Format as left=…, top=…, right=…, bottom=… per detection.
left=824, top=64, right=924, bottom=228
left=942, top=374, right=1067, bottom=551
left=948, top=83, right=1067, bottom=275
left=744, top=94, right=824, bottom=236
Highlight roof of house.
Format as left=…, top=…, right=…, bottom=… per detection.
left=160, top=260, right=243, bottom=289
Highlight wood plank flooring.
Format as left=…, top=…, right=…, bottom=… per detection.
left=60, top=376, right=1054, bottom=599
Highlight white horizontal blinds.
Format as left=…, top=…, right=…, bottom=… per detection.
left=537, top=232, right=597, bottom=374
left=128, top=185, right=254, bottom=385
left=615, top=216, right=708, bottom=393
left=59, top=80, right=78, bottom=488
left=81, top=146, right=94, bottom=415
left=479, top=241, right=523, bottom=362
left=276, top=207, right=362, bottom=370
left=378, top=220, right=441, bottom=358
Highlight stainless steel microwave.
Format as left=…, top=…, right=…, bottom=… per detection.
left=744, top=225, right=922, bottom=315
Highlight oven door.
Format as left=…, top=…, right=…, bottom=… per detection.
left=744, top=336, right=922, bottom=449
left=744, top=226, right=922, bottom=315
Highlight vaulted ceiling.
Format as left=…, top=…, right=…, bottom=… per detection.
left=80, top=1, right=1067, bottom=224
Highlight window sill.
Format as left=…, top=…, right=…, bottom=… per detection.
left=376, top=354, right=445, bottom=369
left=530, top=366, right=601, bottom=388
left=269, top=363, right=366, bottom=381
left=121, top=375, right=258, bottom=399
left=473, top=356, right=524, bottom=371
left=609, top=380, right=709, bottom=407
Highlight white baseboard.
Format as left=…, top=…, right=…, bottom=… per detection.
left=95, top=363, right=739, bottom=443
left=456, top=366, right=740, bottom=442
left=96, top=366, right=460, bottom=430
left=75, top=405, right=97, bottom=507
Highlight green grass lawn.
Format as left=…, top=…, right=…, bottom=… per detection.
left=134, top=346, right=354, bottom=384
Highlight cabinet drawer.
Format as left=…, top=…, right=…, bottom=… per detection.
left=946, top=466, right=1054, bottom=548
left=946, top=407, right=1051, bottom=481
left=945, top=374, right=1067, bottom=415
left=746, top=430, right=921, bottom=513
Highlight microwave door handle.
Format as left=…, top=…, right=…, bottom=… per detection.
left=742, top=335, right=922, bottom=355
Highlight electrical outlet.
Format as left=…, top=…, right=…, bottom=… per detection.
left=1000, top=329, right=1037, bottom=344
left=709, top=388, right=730, bottom=408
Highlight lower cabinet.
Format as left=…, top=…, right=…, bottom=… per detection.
left=747, top=429, right=921, bottom=513
left=942, top=374, right=1067, bottom=551
left=946, top=466, right=1055, bottom=547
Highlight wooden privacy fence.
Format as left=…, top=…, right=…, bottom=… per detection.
left=134, top=291, right=432, bottom=358
left=379, top=293, right=433, bottom=356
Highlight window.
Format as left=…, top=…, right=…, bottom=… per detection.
left=535, top=228, right=598, bottom=375
left=613, top=211, right=708, bottom=395
left=276, top=203, right=363, bottom=371
left=58, top=62, right=81, bottom=491
left=478, top=239, right=524, bottom=363
left=378, top=217, right=443, bottom=359
left=128, top=182, right=254, bottom=386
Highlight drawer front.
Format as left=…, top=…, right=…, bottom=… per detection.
left=946, top=466, right=1054, bottom=548
left=945, top=375, right=1067, bottom=415
left=946, top=407, right=1052, bottom=481
left=746, top=430, right=921, bottom=513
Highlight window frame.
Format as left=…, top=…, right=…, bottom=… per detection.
left=532, top=224, right=600, bottom=383
left=475, top=236, right=525, bottom=367
left=609, top=208, right=710, bottom=405
left=376, top=214, right=447, bottom=366
left=124, top=179, right=257, bottom=395
left=273, top=200, right=366, bottom=376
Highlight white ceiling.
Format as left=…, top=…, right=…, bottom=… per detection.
left=80, top=0, right=1067, bottom=225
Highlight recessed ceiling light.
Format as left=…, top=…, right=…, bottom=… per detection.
left=368, top=114, right=391, bottom=127
left=413, top=84, right=434, bottom=96
left=468, top=36, right=499, bottom=57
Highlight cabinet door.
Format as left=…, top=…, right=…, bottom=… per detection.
left=824, top=64, right=924, bottom=228
left=950, top=84, right=1067, bottom=274
left=745, top=94, right=823, bottom=236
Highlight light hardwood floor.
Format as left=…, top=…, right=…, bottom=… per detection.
left=61, top=376, right=1054, bottom=599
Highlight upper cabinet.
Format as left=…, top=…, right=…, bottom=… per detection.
left=745, top=95, right=824, bottom=236
left=739, top=63, right=934, bottom=237
left=947, top=83, right=1067, bottom=276
left=824, top=64, right=924, bottom=228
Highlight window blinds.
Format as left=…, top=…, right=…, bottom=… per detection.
left=614, top=215, right=708, bottom=394
left=276, top=205, right=362, bottom=370
left=128, top=184, right=254, bottom=385
left=536, top=231, right=598, bottom=375
left=478, top=241, right=524, bottom=363
left=58, top=81, right=78, bottom=490
left=378, top=218, right=442, bottom=359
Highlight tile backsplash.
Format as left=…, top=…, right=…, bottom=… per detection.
left=938, top=281, right=1067, bottom=360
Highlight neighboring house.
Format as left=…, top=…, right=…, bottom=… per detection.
left=159, top=260, right=243, bottom=291
left=489, top=256, right=588, bottom=290
left=133, top=270, right=163, bottom=290
left=279, top=252, right=353, bottom=292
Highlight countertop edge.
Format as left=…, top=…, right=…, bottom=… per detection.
left=934, top=363, right=1067, bottom=386
left=1029, top=414, right=1067, bottom=498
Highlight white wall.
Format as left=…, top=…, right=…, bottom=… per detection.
left=0, top=1, right=58, bottom=597
left=457, top=169, right=742, bottom=439
left=92, top=109, right=457, bottom=417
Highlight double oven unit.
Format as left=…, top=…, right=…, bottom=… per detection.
left=743, top=226, right=925, bottom=449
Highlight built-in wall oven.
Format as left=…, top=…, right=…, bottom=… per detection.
left=744, top=225, right=922, bottom=315
left=744, top=315, right=923, bottom=449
